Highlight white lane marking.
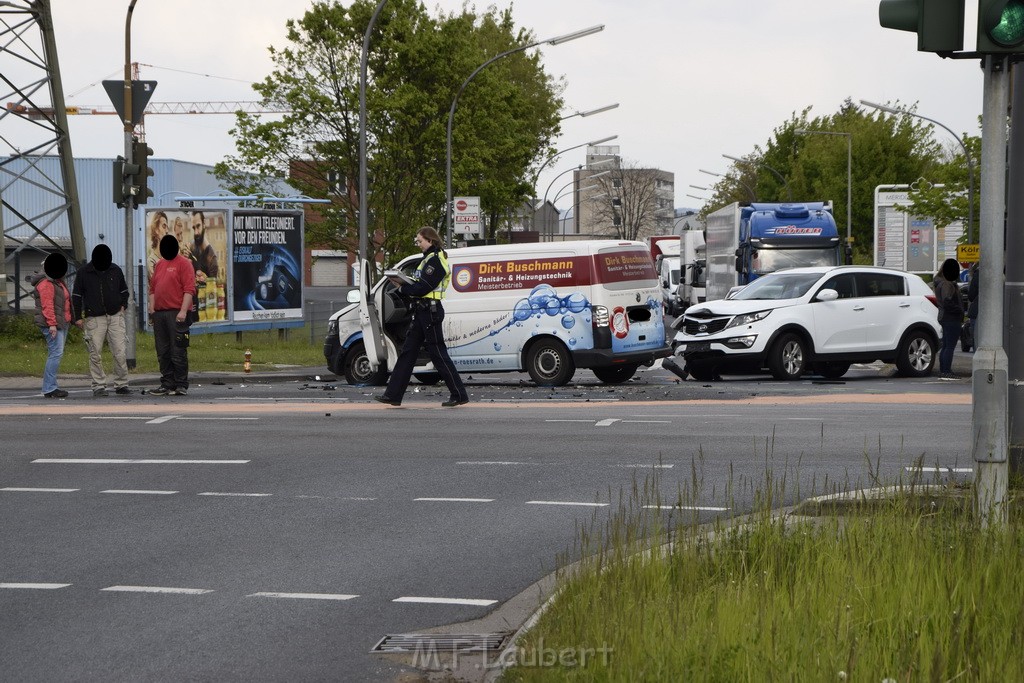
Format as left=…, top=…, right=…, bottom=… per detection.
left=146, top=415, right=180, bottom=424
left=1, top=487, right=80, bottom=493
left=456, top=461, right=531, bottom=466
left=248, top=592, right=359, bottom=601
left=906, top=466, right=973, bottom=474
left=101, top=489, right=178, bottom=495
left=0, top=582, right=71, bottom=590
left=294, top=495, right=377, bottom=501
left=525, top=500, right=608, bottom=507
left=393, top=596, right=497, bottom=607
left=101, top=585, right=213, bottom=595
left=414, top=497, right=494, bottom=503
left=595, top=418, right=620, bottom=427
left=618, top=464, right=674, bottom=469
left=198, top=492, right=273, bottom=497
left=642, top=505, right=730, bottom=511
left=33, top=459, right=250, bottom=464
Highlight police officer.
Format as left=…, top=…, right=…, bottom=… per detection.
left=375, top=227, right=469, bottom=407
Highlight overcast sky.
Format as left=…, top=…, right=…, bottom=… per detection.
left=47, top=0, right=984, bottom=213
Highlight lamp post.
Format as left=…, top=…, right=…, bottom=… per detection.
left=795, top=128, right=852, bottom=250
left=122, top=0, right=141, bottom=369
left=559, top=102, right=619, bottom=121
left=860, top=99, right=975, bottom=243
left=699, top=169, right=757, bottom=202
left=543, top=169, right=611, bottom=207
left=446, top=24, right=605, bottom=247
left=722, top=153, right=792, bottom=202
left=686, top=194, right=705, bottom=202
left=528, top=135, right=617, bottom=233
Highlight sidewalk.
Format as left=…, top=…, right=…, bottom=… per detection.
left=0, top=365, right=335, bottom=392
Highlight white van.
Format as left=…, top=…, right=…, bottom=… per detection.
left=323, top=240, right=671, bottom=386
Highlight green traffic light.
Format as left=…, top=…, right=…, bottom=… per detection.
left=991, top=0, right=1024, bottom=46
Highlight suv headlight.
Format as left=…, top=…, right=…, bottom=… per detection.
left=725, top=309, right=771, bottom=330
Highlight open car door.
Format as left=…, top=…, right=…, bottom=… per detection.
left=357, top=258, right=386, bottom=372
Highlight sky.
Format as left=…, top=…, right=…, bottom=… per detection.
left=34, top=0, right=986, bottom=214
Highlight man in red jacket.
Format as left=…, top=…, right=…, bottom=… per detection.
left=148, top=234, right=196, bottom=396
left=31, top=252, right=73, bottom=398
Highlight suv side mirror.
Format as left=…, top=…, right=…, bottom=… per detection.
left=816, top=289, right=838, bottom=302
left=346, top=290, right=361, bottom=304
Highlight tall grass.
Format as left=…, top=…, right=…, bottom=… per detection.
left=502, top=465, right=1024, bottom=682
left=0, top=313, right=326, bottom=375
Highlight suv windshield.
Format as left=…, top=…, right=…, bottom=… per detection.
left=732, top=272, right=824, bottom=301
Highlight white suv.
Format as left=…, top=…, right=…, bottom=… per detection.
left=671, top=266, right=940, bottom=381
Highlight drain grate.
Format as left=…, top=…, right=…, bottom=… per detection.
left=371, top=632, right=511, bottom=654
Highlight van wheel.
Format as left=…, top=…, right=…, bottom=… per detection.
left=816, top=362, right=850, bottom=379
left=592, top=364, right=638, bottom=384
left=768, top=333, right=806, bottom=380
left=525, top=339, right=575, bottom=386
left=895, top=330, right=935, bottom=377
left=343, top=341, right=387, bottom=386
left=413, top=372, right=440, bottom=385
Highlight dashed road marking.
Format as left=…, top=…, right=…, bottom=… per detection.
left=146, top=415, right=180, bottom=424
left=1, top=487, right=79, bottom=493
left=595, top=418, right=620, bottom=427
left=906, top=466, right=973, bottom=474
left=0, top=582, right=71, bottom=590
left=101, top=585, right=213, bottom=595
left=248, top=592, right=359, bottom=601
left=32, top=459, right=250, bottom=464
left=642, top=505, right=730, bottom=511
left=618, top=464, right=674, bottom=469
left=393, top=596, right=497, bottom=607
left=456, top=461, right=531, bottom=466
left=198, top=492, right=273, bottom=497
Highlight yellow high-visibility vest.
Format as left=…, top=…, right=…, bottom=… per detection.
left=416, top=250, right=450, bottom=300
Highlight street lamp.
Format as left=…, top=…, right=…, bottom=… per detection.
left=700, top=168, right=757, bottom=202
left=552, top=184, right=602, bottom=205
left=686, top=194, right=705, bottom=202
left=446, top=24, right=605, bottom=246
left=689, top=184, right=708, bottom=191
left=795, top=128, right=852, bottom=250
left=723, top=153, right=792, bottom=202
left=543, top=168, right=611, bottom=207
left=860, top=99, right=975, bottom=243
left=559, top=102, right=619, bottom=121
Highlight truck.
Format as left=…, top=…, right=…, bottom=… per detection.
left=704, top=202, right=845, bottom=302
left=654, top=241, right=681, bottom=314
left=675, top=229, right=706, bottom=312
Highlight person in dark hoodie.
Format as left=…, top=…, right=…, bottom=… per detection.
left=31, top=252, right=73, bottom=398
left=72, top=244, right=131, bottom=396
left=934, top=257, right=965, bottom=380
left=148, top=234, right=196, bottom=396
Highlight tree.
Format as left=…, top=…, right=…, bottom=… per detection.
left=710, top=99, right=942, bottom=263
left=214, top=0, right=562, bottom=265
left=585, top=160, right=673, bottom=240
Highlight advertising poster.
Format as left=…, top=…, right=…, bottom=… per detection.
left=145, top=208, right=229, bottom=324
left=231, top=210, right=304, bottom=321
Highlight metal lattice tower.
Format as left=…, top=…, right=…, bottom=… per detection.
left=0, top=0, right=84, bottom=312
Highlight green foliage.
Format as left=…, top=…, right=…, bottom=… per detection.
left=216, top=0, right=562, bottom=267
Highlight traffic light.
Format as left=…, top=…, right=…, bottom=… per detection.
left=978, top=0, right=1024, bottom=52
left=879, top=0, right=964, bottom=53
left=112, top=156, right=128, bottom=208
left=131, top=140, right=154, bottom=204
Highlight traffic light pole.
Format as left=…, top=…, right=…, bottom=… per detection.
left=972, top=54, right=1010, bottom=527
left=1005, top=62, right=1024, bottom=480
left=122, top=0, right=139, bottom=370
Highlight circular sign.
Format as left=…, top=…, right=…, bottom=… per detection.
left=611, top=306, right=629, bottom=339
left=455, top=200, right=468, bottom=211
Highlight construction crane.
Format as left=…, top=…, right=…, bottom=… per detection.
left=6, top=100, right=288, bottom=117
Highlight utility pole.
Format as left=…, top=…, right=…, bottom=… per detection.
left=1005, top=62, right=1024, bottom=479
left=123, top=0, right=139, bottom=369
left=972, top=54, right=1010, bottom=527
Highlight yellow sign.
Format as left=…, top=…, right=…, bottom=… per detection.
left=957, top=244, right=979, bottom=263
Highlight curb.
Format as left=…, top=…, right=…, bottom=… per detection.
left=0, top=366, right=336, bottom=392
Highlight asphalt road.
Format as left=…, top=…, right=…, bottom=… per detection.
left=0, top=364, right=973, bottom=680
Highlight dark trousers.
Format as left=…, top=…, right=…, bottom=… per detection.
left=939, top=318, right=961, bottom=373
left=383, top=303, right=467, bottom=403
left=152, top=309, right=190, bottom=390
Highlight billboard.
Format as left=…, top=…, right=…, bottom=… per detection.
left=231, top=210, right=304, bottom=322
left=145, top=208, right=229, bottom=324
left=873, top=185, right=962, bottom=275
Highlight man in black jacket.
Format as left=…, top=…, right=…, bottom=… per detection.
left=72, top=244, right=131, bottom=396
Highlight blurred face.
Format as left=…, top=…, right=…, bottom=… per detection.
left=173, top=218, right=185, bottom=241
left=414, top=233, right=430, bottom=251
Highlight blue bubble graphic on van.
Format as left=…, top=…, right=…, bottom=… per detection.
left=513, top=300, right=532, bottom=321
left=493, top=343, right=501, bottom=351
left=565, top=292, right=587, bottom=313
left=561, top=314, right=575, bottom=330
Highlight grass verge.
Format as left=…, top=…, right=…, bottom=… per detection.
left=501, top=472, right=1024, bottom=682
left=0, top=313, right=326, bottom=375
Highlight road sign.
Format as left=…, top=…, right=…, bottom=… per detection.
left=102, top=80, right=157, bottom=125
left=957, top=243, right=980, bottom=262
left=453, top=196, right=481, bottom=237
